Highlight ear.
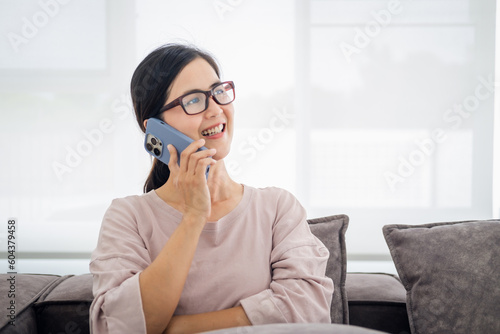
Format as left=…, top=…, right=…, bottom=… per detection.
left=143, top=119, right=148, bottom=130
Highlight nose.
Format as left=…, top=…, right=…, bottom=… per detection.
left=204, top=95, right=224, bottom=118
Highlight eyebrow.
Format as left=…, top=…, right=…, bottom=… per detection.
left=181, top=81, right=222, bottom=96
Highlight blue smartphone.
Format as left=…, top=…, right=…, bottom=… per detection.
left=144, top=117, right=210, bottom=177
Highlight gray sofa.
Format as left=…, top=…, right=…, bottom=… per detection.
left=0, top=272, right=409, bottom=334
left=1, top=216, right=499, bottom=333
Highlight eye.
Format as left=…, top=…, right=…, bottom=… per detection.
left=184, top=96, right=200, bottom=106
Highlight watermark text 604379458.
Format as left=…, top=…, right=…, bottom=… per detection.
left=6, top=218, right=17, bottom=326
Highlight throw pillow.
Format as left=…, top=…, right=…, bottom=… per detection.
left=383, top=219, right=500, bottom=334
left=308, top=214, right=349, bottom=324
left=203, top=323, right=388, bottom=334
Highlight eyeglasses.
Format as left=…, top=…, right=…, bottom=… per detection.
left=158, top=81, right=235, bottom=116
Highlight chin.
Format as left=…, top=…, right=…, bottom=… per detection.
left=213, top=146, right=231, bottom=161
left=212, top=152, right=228, bottom=161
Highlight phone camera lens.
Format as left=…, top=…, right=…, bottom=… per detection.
left=146, top=143, right=153, bottom=152
left=153, top=148, right=161, bottom=156
left=151, top=137, right=157, bottom=145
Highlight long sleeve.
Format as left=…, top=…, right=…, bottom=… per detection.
left=239, top=189, right=334, bottom=324
left=89, top=197, right=151, bottom=334
left=89, top=186, right=334, bottom=331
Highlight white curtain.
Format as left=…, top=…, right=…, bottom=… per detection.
left=0, top=0, right=497, bottom=274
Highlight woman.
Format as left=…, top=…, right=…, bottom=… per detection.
left=89, top=44, right=333, bottom=334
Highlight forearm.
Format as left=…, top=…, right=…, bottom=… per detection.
left=140, top=214, right=206, bottom=334
left=163, top=306, right=251, bottom=334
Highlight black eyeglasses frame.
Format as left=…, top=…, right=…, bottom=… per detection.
left=155, top=81, right=235, bottom=116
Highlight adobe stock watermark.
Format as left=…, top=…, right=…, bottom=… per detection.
left=5, top=0, right=73, bottom=53
left=52, top=65, right=174, bottom=182
left=227, top=106, right=294, bottom=176
left=384, top=74, right=497, bottom=191
left=339, top=0, right=405, bottom=63
left=52, top=94, right=132, bottom=182
left=213, top=0, right=244, bottom=20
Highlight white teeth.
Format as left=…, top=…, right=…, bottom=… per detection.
left=202, top=124, right=224, bottom=136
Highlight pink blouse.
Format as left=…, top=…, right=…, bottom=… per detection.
left=89, top=185, right=334, bottom=333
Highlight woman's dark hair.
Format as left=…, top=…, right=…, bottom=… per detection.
left=131, top=43, right=220, bottom=193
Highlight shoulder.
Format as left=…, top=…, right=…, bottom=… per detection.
left=243, top=185, right=305, bottom=223
left=92, top=192, right=158, bottom=262
left=105, top=191, right=157, bottom=218
left=108, top=191, right=154, bottom=208
left=245, top=185, right=301, bottom=207
left=99, top=191, right=160, bottom=236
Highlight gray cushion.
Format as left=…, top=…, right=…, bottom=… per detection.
left=346, top=273, right=410, bottom=334
left=308, top=214, right=349, bottom=324
left=0, top=274, right=62, bottom=334
left=383, top=219, right=500, bottom=334
left=34, top=274, right=93, bottom=334
left=203, top=323, right=388, bottom=334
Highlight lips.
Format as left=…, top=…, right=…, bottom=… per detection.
left=201, top=124, right=225, bottom=137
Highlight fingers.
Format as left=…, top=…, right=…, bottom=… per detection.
left=187, top=152, right=215, bottom=177
left=167, top=144, right=179, bottom=172
left=171, top=139, right=216, bottom=177
left=179, top=139, right=209, bottom=166
left=196, top=156, right=216, bottom=179
left=187, top=150, right=216, bottom=178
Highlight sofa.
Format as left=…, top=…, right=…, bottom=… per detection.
left=1, top=216, right=499, bottom=334
left=0, top=272, right=407, bottom=334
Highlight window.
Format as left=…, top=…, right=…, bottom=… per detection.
left=299, top=0, right=497, bottom=269
left=0, top=0, right=497, bottom=274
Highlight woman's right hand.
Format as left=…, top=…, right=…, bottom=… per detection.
left=167, top=139, right=216, bottom=221
left=140, top=141, right=217, bottom=334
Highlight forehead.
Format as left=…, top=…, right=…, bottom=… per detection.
left=168, top=57, right=219, bottom=98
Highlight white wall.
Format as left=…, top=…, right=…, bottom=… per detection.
left=0, top=0, right=497, bottom=275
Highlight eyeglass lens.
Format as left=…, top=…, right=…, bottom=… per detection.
left=181, top=82, right=235, bottom=114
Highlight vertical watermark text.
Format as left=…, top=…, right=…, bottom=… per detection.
left=6, top=218, right=17, bottom=327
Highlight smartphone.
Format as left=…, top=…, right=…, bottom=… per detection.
left=144, top=117, right=210, bottom=177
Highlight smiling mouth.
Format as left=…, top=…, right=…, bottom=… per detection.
left=201, top=124, right=225, bottom=137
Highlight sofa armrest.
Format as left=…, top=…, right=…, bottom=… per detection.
left=34, top=274, right=93, bottom=334
left=0, top=273, right=62, bottom=334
